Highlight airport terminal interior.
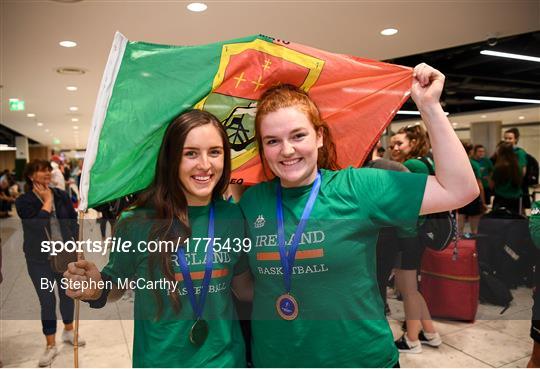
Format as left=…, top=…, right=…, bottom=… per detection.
left=1, top=1, right=540, bottom=368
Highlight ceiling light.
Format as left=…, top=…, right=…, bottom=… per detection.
left=480, top=50, right=540, bottom=63
left=71, top=118, right=79, bottom=122
left=397, top=110, right=449, bottom=116
left=45, top=129, right=50, bottom=133
left=481, top=114, right=487, bottom=118
left=26, top=113, right=35, bottom=118
left=187, top=2, right=207, bottom=12
left=73, top=126, right=79, bottom=130
left=69, top=106, right=79, bottom=111
left=59, top=40, right=77, bottom=48
left=37, top=122, right=43, bottom=127
left=474, top=96, right=540, bottom=104
left=381, top=28, right=398, bottom=36
left=519, top=116, right=525, bottom=120
left=56, top=67, right=86, bottom=75
left=66, top=86, right=78, bottom=91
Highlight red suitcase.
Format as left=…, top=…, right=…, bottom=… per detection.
left=419, top=239, right=480, bottom=321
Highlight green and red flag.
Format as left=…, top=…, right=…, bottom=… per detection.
left=79, top=33, right=412, bottom=211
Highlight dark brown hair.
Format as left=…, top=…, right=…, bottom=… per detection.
left=254, top=84, right=339, bottom=174
left=396, top=124, right=430, bottom=160
left=493, top=141, right=521, bottom=188
left=133, top=109, right=231, bottom=318
left=23, top=159, right=52, bottom=193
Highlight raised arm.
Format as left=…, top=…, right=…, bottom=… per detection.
left=412, top=64, right=479, bottom=215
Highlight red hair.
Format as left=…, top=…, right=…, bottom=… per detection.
left=255, top=84, right=339, bottom=172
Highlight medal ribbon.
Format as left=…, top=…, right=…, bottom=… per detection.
left=276, top=172, right=321, bottom=293
left=176, top=203, right=215, bottom=319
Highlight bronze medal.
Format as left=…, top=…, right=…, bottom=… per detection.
left=276, top=293, right=299, bottom=320
left=189, top=319, right=209, bottom=346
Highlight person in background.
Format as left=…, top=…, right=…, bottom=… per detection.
left=15, top=159, right=82, bottom=367
left=49, top=156, right=66, bottom=191
left=390, top=123, right=442, bottom=353
left=490, top=141, right=522, bottom=214
left=472, top=144, right=494, bottom=206
left=0, top=175, right=16, bottom=218
left=504, top=127, right=530, bottom=211
left=457, top=142, right=486, bottom=235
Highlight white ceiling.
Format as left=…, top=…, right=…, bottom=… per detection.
left=1, top=0, right=539, bottom=150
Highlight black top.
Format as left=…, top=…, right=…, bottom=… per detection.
left=15, top=188, right=78, bottom=262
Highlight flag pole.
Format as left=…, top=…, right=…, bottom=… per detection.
left=74, top=210, right=85, bottom=368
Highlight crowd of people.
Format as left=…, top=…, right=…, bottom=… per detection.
left=3, top=63, right=539, bottom=367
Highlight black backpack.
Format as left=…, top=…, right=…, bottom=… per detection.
left=478, top=262, right=513, bottom=313
left=525, top=153, right=539, bottom=186
left=417, top=157, right=456, bottom=251
left=477, top=207, right=536, bottom=289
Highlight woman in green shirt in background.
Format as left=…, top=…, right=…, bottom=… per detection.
left=389, top=123, right=442, bottom=353
left=239, top=63, right=479, bottom=367
left=64, top=110, right=251, bottom=367
left=490, top=141, right=523, bottom=214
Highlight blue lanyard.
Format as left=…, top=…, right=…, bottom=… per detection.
left=276, top=173, right=321, bottom=293
left=176, top=203, right=215, bottom=319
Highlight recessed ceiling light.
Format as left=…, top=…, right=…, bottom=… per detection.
left=71, top=118, right=79, bottom=122
left=519, top=116, right=525, bottom=120
left=37, top=122, right=43, bottom=127
left=481, top=114, right=487, bottom=118
left=59, top=40, right=77, bottom=48
left=187, top=2, right=207, bottom=12
left=45, top=129, right=50, bottom=133
left=27, top=113, right=35, bottom=118
left=66, top=86, right=78, bottom=91
left=69, top=106, right=79, bottom=112
left=73, top=126, right=79, bottom=130
left=381, top=28, right=398, bottom=36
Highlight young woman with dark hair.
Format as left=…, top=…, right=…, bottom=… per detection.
left=491, top=141, right=523, bottom=213
left=15, top=159, right=81, bottom=367
left=64, top=109, right=252, bottom=367
left=239, top=63, right=478, bottom=367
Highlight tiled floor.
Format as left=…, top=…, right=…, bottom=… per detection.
left=0, top=211, right=533, bottom=368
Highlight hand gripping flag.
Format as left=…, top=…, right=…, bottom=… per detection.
left=79, top=33, right=412, bottom=211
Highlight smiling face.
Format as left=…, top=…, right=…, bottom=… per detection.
left=260, top=106, right=323, bottom=188
left=390, top=133, right=414, bottom=163
left=503, top=132, right=517, bottom=146
left=178, top=124, right=225, bottom=206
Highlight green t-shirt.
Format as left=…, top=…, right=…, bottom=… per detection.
left=514, top=147, right=528, bottom=171
left=472, top=157, right=493, bottom=189
left=530, top=201, right=540, bottom=248
left=470, top=159, right=481, bottom=179
left=239, top=167, right=427, bottom=368
left=492, top=166, right=522, bottom=199
left=403, top=157, right=432, bottom=174
left=102, top=200, right=247, bottom=368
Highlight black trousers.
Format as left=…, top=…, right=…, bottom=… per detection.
left=26, top=260, right=74, bottom=335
